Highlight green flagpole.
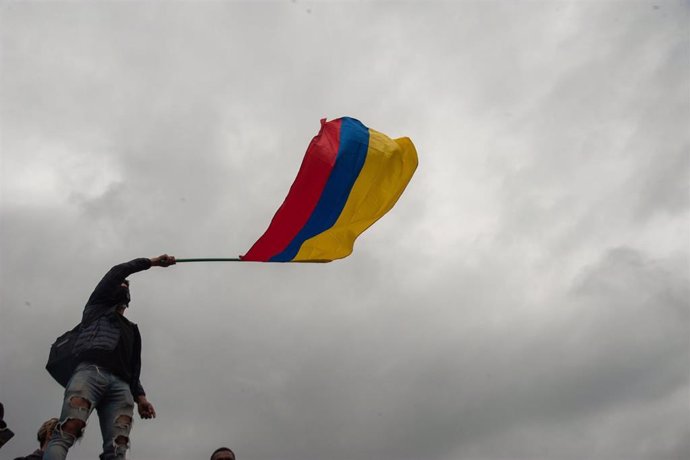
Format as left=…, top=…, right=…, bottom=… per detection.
left=176, top=258, right=243, bottom=262
left=175, top=258, right=329, bottom=263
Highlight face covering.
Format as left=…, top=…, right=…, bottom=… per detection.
left=113, top=284, right=131, bottom=307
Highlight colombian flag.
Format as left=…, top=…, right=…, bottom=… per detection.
left=242, top=117, right=418, bottom=262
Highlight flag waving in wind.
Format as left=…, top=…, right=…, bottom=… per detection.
left=241, top=117, right=418, bottom=262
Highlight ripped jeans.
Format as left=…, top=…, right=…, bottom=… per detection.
left=44, top=362, right=135, bottom=460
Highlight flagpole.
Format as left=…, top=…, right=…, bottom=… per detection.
left=176, top=258, right=243, bottom=263
left=175, top=258, right=329, bottom=263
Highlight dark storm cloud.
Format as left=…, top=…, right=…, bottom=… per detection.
left=1, top=1, right=688, bottom=460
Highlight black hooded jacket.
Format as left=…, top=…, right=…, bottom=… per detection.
left=72, top=258, right=152, bottom=398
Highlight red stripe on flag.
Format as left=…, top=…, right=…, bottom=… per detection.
left=242, top=118, right=342, bottom=261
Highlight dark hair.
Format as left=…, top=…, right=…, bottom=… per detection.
left=210, top=447, right=235, bottom=460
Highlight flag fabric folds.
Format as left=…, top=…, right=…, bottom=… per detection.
left=241, top=117, right=418, bottom=262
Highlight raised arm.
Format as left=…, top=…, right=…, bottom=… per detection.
left=82, top=255, right=176, bottom=321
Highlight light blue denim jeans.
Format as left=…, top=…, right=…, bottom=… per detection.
left=43, top=362, right=135, bottom=460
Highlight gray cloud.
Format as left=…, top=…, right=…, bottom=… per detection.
left=1, top=1, right=688, bottom=460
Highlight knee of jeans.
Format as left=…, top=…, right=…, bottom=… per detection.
left=112, top=434, right=130, bottom=456
left=55, top=418, right=86, bottom=440
left=56, top=397, right=91, bottom=438
left=111, top=414, right=132, bottom=452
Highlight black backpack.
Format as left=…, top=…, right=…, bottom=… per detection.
left=46, top=323, right=82, bottom=387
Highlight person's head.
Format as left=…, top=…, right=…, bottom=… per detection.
left=210, top=447, right=235, bottom=460
left=37, top=417, right=58, bottom=447
left=114, top=280, right=131, bottom=315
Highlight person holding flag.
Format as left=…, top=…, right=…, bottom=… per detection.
left=44, top=255, right=176, bottom=460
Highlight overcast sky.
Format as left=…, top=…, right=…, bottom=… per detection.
left=1, top=1, right=688, bottom=459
